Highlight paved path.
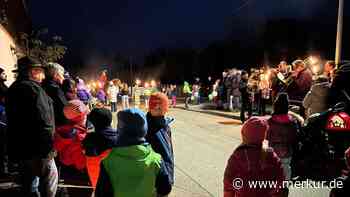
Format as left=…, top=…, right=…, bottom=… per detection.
left=169, top=108, right=330, bottom=197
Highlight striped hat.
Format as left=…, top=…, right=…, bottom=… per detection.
left=63, top=99, right=89, bottom=123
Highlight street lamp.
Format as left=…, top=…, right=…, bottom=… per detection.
left=335, top=0, right=344, bottom=68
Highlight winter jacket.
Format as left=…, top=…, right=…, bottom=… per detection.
left=54, top=124, right=87, bottom=170
left=287, top=69, right=313, bottom=101
left=6, top=79, right=55, bottom=160
left=224, top=144, right=285, bottom=197
left=96, top=89, right=106, bottom=103
left=107, top=85, right=119, bottom=103
left=183, top=82, right=191, bottom=94
left=239, top=79, right=250, bottom=102
left=42, top=79, right=68, bottom=126
left=146, top=113, right=175, bottom=185
left=303, top=81, right=330, bottom=117
left=95, top=144, right=172, bottom=197
left=267, top=114, right=298, bottom=158
left=77, top=89, right=91, bottom=104
left=82, top=126, right=118, bottom=188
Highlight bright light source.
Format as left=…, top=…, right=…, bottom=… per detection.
left=309, top=56, right=318, bottom=65
left=144, top=82, right=149, bottom=88
left=312, top=65, right=320, bottom=74
left=150, top=80, right=156, bottom=87
left=135, top=79, right=141, bottom=85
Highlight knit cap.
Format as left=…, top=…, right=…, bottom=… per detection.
left=241, top=116, right=269, bottom=145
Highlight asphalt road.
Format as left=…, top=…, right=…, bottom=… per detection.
left=168, top=107, right=331, bottom=197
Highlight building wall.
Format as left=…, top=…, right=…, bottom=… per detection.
left=0, top=24, right=17, bottom=86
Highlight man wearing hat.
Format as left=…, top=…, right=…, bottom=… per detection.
left=6, top=56, right=58, bottom=197
left=42, top=62, right=68, bottom=127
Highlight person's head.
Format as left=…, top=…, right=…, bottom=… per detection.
left=14, top=56, right=45, bottom=83
left=241, top=117, right=269, bottom=145
left=148, top=92, right=169, bottom=116
left=292, top=60, right=306, bottom=72
left=241, top=71, right=249, bottom=79
left=273, top=93, right=289, bottom=115
left=45, top=62, right=65, bottom=84
left=116, top=108, right=148, bottom=146
left=88, top=108, right=112, bottom=130
left=324, top=61, right=335, bottom=74
left=63, top=99, right=89, bottom=126
left=278, top=61, right=288, bottom=73
left=0, top=67, right=6, bottom=82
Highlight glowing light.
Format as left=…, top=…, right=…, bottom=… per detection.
left=135, top=79, right=141, bottom=85
left=150, top=80, right=156, bottom=87
left=144, top=82, right=150, bottom=88
left=312, top=65, right=320, bottom=74
left=308, top=56, right=318, bottom=65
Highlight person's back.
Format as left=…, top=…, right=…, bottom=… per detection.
left=95, top=108, right=172, bottom=197
left=224, top=117, right=285, bottom=197
left=82, top=108, right=117, bottom=188
left=146, top=93, right=175, bottom=185
left=303, top=76, right=330, bottom=117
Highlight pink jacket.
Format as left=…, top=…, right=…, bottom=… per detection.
left=224, top=144, right=285, bottom=197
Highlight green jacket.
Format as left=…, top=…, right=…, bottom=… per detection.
left=183, top=82, right=191, bottom=94
left=95, top=144, right=172, bottom=197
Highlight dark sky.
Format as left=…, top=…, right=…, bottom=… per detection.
left=29, top=0, right=345, bottom=67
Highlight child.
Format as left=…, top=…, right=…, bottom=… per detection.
left=54, top=99, right=88, bottom=171
left=95, top=108, right=172, bottom=197
left=146, top=93, right=175, bottom=185
left=267, top=93, right=298, bottom=181
left=224, top=117, right=285, bottom=197
left=329, top=147, right=350, bottom=197
left=82, top=108, right=118, bottom=188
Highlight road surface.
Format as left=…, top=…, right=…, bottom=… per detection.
left=168, top=108, right=330, bottom=197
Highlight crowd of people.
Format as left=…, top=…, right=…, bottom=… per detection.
left=0, top=56, right=175, bottom=197
left=1, top=55, right=350, bottom=197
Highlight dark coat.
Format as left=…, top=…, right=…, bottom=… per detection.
left=146, top=113, right=175, bottom=185
left=82, top=127, right=118, bottom=157
left=6, top=79, right=55, bottom=160
left=42, top=79, right=68, bottom=126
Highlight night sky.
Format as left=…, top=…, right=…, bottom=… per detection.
left=29, top=0, right=348, bottom=71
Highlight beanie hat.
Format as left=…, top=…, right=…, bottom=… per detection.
left=273, top=93, right=289, bottom=115
left=241, top=116, right=269, bottom=145
left=63, top=99, right=89, bottom=123
left=149, top=92, right=169, bottom=116
left=116, top=108, right=148, bottom=146
left=88, top=108, right=112, bottom=129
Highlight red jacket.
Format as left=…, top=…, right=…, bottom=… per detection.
left=267, top=114, right=298, bottom=158
left=54, top=124, right=87, bottom=170
left=224, top=144, right=285, bottom=197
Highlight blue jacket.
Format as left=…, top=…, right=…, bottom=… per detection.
left=146, top=113, right=175, bottom=185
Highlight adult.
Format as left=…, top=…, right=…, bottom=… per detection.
left=287, top=60, right=313, bottom=102
left=6, top=57, right=58, bottom=197
left=239, top=71, right=252, bottom=123
left=107, top=81, right=118, bottom=112
left=303, top=76, right=330, bottom=118
left=323, top=60, right=336, bottom=81
left=42, top=62, right=68, bottom=127
left=183, top=81, right=192, bottom=109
